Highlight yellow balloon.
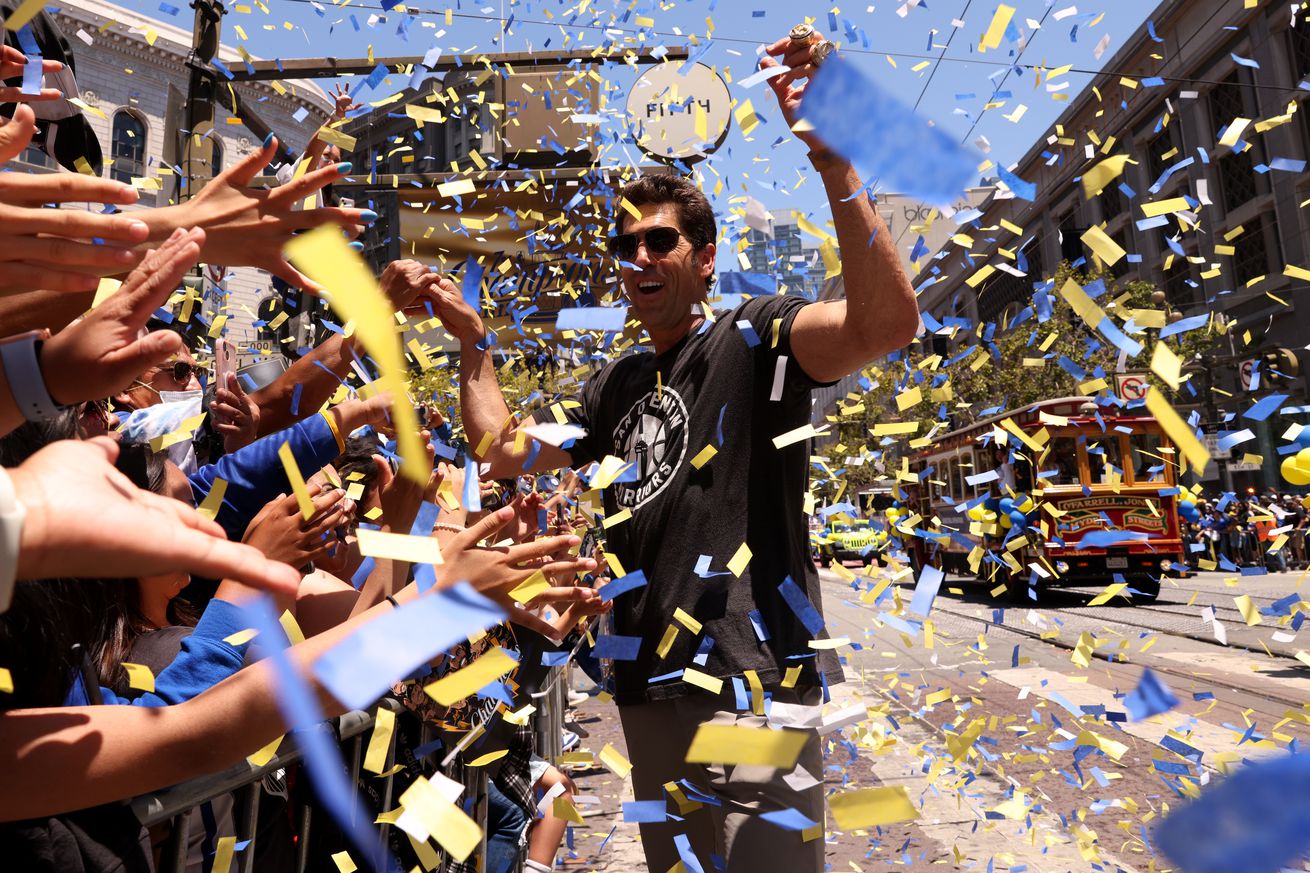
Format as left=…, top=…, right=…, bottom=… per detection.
left=1298, top=447, right=1310, bottom=468
left=1283, top=456, right=1310, bottom=486
left=967, top=507, right=984, bottom=521
left=1015, top=496, right=1034, bottom=513
left=982, top=511, right=997, bottom=524
left=999, top=512, right=1013, bottom=528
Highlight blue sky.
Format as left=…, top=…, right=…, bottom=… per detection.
left=111, top=0, right=1156, bottom=243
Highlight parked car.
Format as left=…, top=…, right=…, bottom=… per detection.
left=817, top=520, right=886, bottom=567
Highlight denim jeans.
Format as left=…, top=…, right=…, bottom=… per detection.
left=485, top=778, right=527, bottom=873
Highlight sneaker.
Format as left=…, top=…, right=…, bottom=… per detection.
left=561, top=729, right=581, bottom=753
left=567, top=689, right=589, bottom=708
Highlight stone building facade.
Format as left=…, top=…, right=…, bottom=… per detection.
left=16, top=0, right=333, bottom=360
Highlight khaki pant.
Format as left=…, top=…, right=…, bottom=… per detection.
left=618, top=686, right=825, bottom=873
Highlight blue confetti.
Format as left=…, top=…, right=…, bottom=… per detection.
left=778, top=576, right=826, bottom=636
left=1157, top=753, right=1310, bottom=873
left=798, top=55, right=976, bottom=206
left=594, top=634, right=643, bottom=661
left=600, top=569, right=649, bottom=601
left=311, top=582, right=505, bottom=711
left=1124, top=668, right=1180, bottom=721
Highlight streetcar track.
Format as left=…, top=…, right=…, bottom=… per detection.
left=822, top=572, right=1310, bottom=712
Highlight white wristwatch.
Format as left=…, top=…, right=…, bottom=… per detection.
left=0, top=467, right=24, bottom=613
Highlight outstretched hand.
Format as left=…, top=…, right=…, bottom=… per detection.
left=11, top=437, right=301, bottom=595
left=243, top=485, right=353, bottom=570
left=39, top=228, right=204, bottom=405
left=149, top=136, right=371, bottom=292
left=328, top=83, right=364, bottom=120
left=426, top=274, right=486, bottom=343
left=0, top=112, right=151, bottom=294
left=437, top=505, right=599, bottom=603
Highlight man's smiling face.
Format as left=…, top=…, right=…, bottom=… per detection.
left=617, top=202, right=716, bottom=348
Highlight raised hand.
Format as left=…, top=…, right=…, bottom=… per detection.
left=144, top=136, right=371, bottom=292
left=376, top=430, right=438, bottom=532
left=211, top=371, right=262, bottom=452
left=328, top=83, right=364, bottom=120
left=0, top=119, right=150, bottom=294
left=39, top=228, right=203, bottom=405
left=760, top=29, right=835, bottom=151
left=379, top=258, right=447, bottom=313
left=10, top=437, right=300, bottom=595
left=242, top=485, right=353, bottom=570
left=425, top=274, right=486, bottom=343
left=437, top=506, right=599, bottom=608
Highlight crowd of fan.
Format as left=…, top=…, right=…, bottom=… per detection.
left=0, top=59, right=605, bottom=873
left=1181, top=491, right=1309, bottom=572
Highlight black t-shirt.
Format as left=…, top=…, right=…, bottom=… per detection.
left=540, top=295, right=843, bottom=704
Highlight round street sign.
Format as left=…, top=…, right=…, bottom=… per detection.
left=1115, top=373, right=1148, bottom=402
left=1239, top=358, right=1255, bottom=392
left=626, top=62, right=732, bottom=163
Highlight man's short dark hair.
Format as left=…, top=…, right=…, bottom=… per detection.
left=614, top=174, right=717, bottom=251
left=613, top=174, right=717, bottom=291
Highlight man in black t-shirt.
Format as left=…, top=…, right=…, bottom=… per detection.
left=429, top=31, right=919, bottom=873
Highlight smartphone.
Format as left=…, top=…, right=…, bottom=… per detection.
left=214, top=338, right=236, bottom=390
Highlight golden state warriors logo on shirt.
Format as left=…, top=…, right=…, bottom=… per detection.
left=612, top=387, right=689, bottom=509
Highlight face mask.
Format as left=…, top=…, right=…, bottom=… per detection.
left=158, top=389, right=203, bottom=406
left=120, top=393, right=204, bottom=476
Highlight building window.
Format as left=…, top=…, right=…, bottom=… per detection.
left=1057, top=212, right=1085, bottom=265
left=1098, top=182, right=1125, bottom=223
left=1290, top=24, right=1310, bottom=83
left=1209, top=70, right=1266, bottom=213
left=1146, top=124, right=1183, bottom=185
left=1020, top=234, right=1045, bottom=283
left=1163, top=255, right=1197, bottom=307
left=210, top=137, right=223, bottom=176
left=1231, top=219, right=1282, bottom=286
left=18, top=143, right=54, bottom=168
left=110, top=109, right=147, bottom=183
left=1109, top=229, right=1131, bottom=279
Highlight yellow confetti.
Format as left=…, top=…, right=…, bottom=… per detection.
left=363, top=706, right=396, bottom=774
left=686, top=724, right=809, bottom=768
left=284, top=227, right=425, bottom=484
left=355, top=529, right=443, bottom=565
left=121, top=662, right=155, bottom=693
left=727, top=542, right=752, bottom=577
left=829, top=787, right=919, bottom=829
left=599, top=742, right=633, bottom=778
left=423, top=647, right=517, bottom=706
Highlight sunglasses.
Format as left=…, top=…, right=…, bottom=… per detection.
left=607, top=226, right=685, bottom=262
left=154, top=360, right=199, bottom=384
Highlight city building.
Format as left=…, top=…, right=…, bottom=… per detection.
left=14, top=0, right=334, bottom=365
left=903, top=0, right=1310, bottom=492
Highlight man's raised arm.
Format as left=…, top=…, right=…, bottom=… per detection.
left=428, top=277, right=572, bottom=480
left=759, top=40, right=920, bottom=384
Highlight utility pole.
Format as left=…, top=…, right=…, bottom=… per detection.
left=181, top=0, right=225, bottom=201
left=1195, top=355, right=1234, bottom=494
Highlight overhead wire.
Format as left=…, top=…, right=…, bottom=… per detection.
left=273, top=0, right=1310, bottom=97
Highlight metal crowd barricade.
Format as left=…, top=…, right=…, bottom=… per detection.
left=129, top=698, right=475, bottom=873
left=130, top=666, right=574, bottom=873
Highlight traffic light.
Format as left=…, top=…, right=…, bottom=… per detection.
left=1262, top=348, right=1300, bottom=387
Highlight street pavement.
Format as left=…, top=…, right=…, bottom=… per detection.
left=553, top=565, right=1310, bottom=871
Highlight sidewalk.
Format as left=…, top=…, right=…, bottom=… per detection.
left=554, top=694, right=647, bottom=871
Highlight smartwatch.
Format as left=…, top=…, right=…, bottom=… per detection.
left=0, top=467, right=25, bottom=613
left=0, top=330, right=62, bottom=422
